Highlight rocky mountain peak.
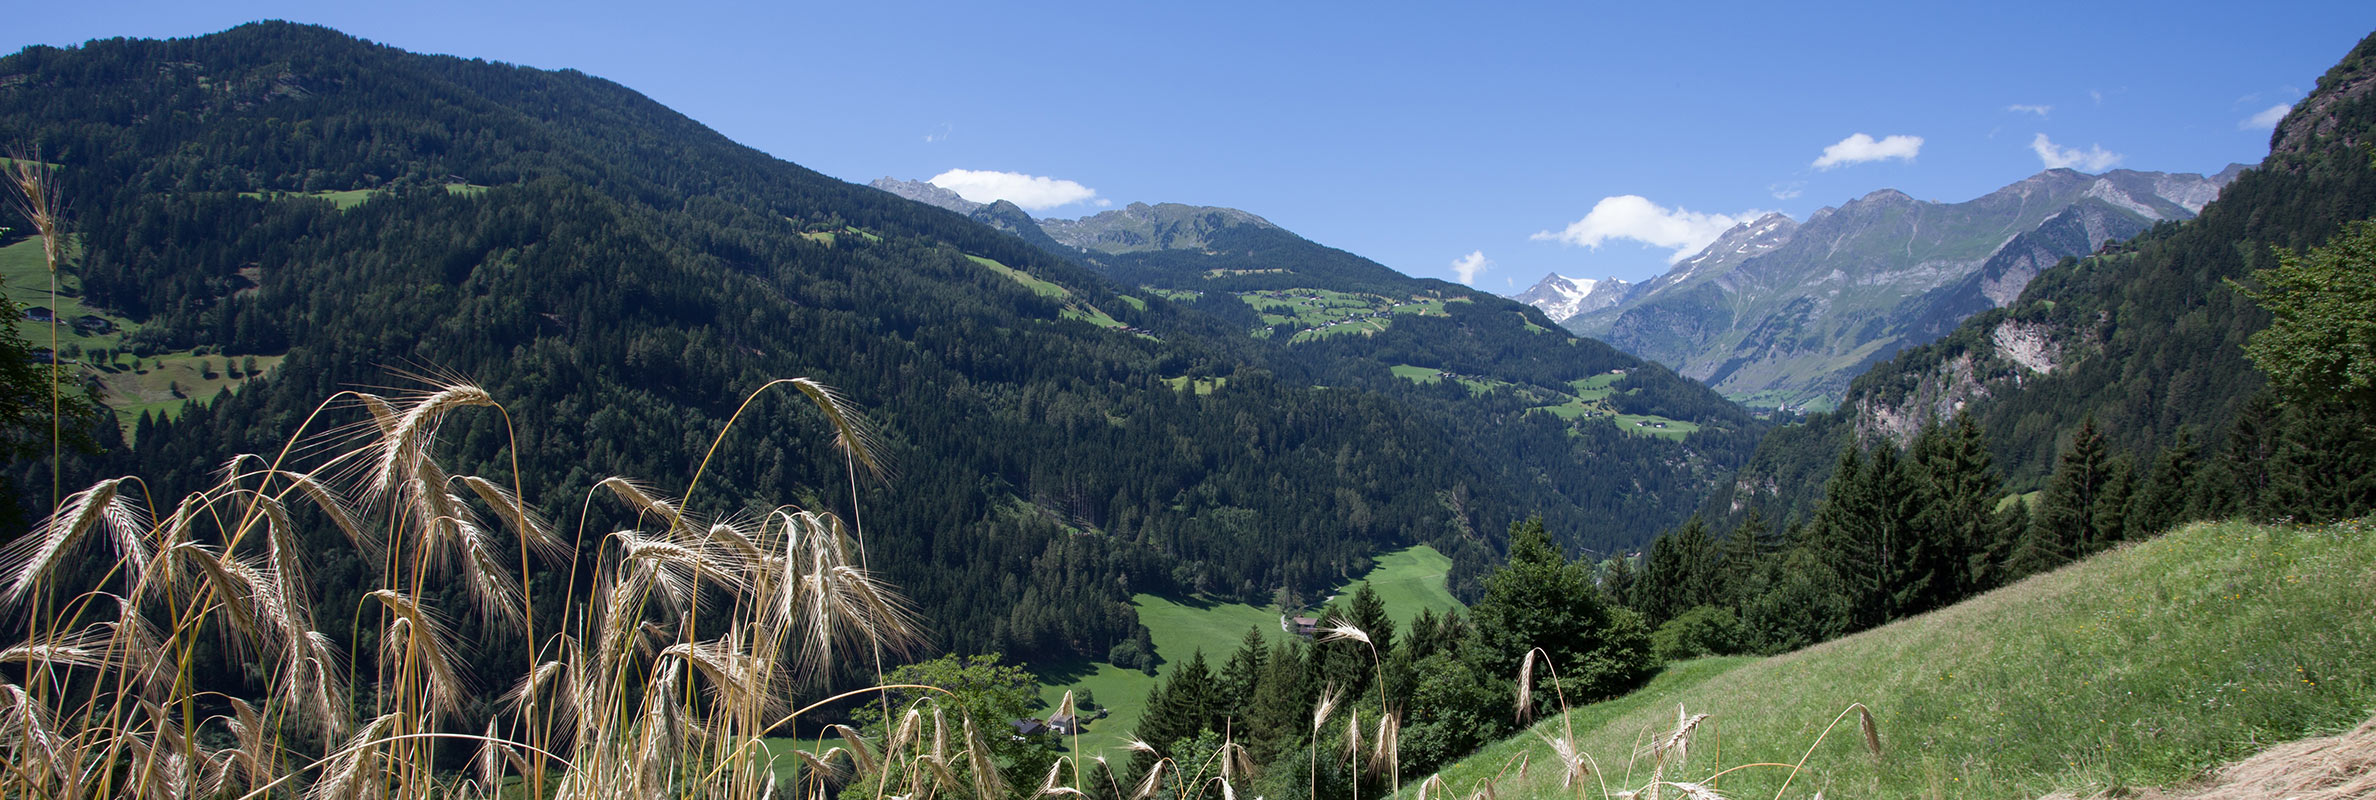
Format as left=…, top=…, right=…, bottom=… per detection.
left=869, top=177, right=982, bottom=215
left=1512, top=273, right=1631, bottom=323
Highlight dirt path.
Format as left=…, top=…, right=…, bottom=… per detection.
left=2046, top=715, right=2376, bottom=800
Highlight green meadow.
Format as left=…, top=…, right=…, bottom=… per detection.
left=1036, top=544, right=1466, bottom=758
left=1421, top=519, right=2376, bottom=799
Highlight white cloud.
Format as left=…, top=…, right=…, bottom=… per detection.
left=928, top=169, right=1101, bottom=211
left=1769, top=181, right=1805, bottom=201
left=2029, top=133, right=2122, bottom=172
left=1451, top=250, right=1491, bottom=285
left=2240, top=103, right=2292, bottom=131
left=922, top=122, right=953, bottom=143
left=2007, top=104, right=2053, bottom=117
left=1811, top=133, right=1923, bottom=170
left=1531, top=196, right=1763, bottom=264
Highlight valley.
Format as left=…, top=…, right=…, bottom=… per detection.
left=0, top=15, right=2371, bottom=800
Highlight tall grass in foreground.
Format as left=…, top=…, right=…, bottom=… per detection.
left=0, top=377, right=1003, bottom=799
left=1421, top=518, right=2376, bottom=799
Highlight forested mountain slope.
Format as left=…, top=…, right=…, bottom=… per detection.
left=1704, top=31, right=2376, bottom=527
left=0, top=22, right=1756, bottom=668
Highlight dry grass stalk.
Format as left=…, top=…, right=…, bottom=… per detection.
left=0, top=376, right=946, bottom=799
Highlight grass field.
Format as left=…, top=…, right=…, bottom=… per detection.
left=93, top=353, right=285, bottom=430
left=1162, top=376, right=1227, bottom=395
left=1237, top=288, right=1456, bottom=342
left=1422, top=519, right=2376, bottom=800
left=241, top=182, right=487, bottom=210
left=1387, top=364, right=1692, bottom=439
left=968, top=254, right=1135, bottom=333
left=5, top=238, right=287, bottom=434
left=1037, top=545, right=1466, bottom=758
left=1329, top=545, right=1462, bottom=625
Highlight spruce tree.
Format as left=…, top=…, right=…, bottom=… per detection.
left=1246, top=639, right=1309, bottom=766
left=1218, top=627, right=1269, bottom=730
left=2130, top=426, right=2203, bottom=538
left=2202, top=393, right=2280, bottom=519
left=1134, top=650, right=1216, bottom=775
left=1347, top=582, right=1396, bottom=660
left=1912, top=413, right=2002, bottom=605
left=2038, top=417, right=2113, bottom=560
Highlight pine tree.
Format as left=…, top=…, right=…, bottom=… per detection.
left=1808, top=444, right=1924, bottom=627
left=1911, top=413, right=2002, bottom=606
left=1246, top=639, right=1309, bottom=766
left=1217, top=627, right=1269, bottom=729
left=2201, top=394, right=2280, bottom=519
left=1464, top=517, right=1649, bottom=703
left=1347, top=583, right=1396, bottom=660
left=2129, top=426, right=2203, bottom=538
left=2037, top=416, right=2114, bottom=560
left=1134, top=650, right=1217, bottom=775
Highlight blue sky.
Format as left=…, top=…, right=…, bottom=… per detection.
left=12, top=2, right=2373, bottom=289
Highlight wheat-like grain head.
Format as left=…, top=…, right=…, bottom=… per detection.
left=370, top=589, right=470, bottom=718
left=1369, top=711, right=1399, bottom=773
left=359, top=384, right=493, bottom=507
left=1319, top=616, right=1370, bottom=645
left=1129, top=758, right=1169, bottom=800
left=1, top=477, right=151, bottom=603
left=962, top=713, right=1005, bottom=800
left=4, top=150, right=67, bottom=269
left=1856, top=704, right=1881, bottom=760
left=1313, top=684, right=1341, bottom=732
left=1417, top=773, right=1447, bottom=800
left=1658, top=781, right=1724, bottom=800
left=1515, top=648, right=1539, bottom=722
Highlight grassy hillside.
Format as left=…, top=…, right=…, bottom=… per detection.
left=1039, top=545, right=1466, bottom=757
left=1421, top=519, right=2376, bottom=799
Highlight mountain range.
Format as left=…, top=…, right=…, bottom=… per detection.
left=1701, top=34, right=2376, bottom=527
left=1518, top=165, right=2245, bottom=411
left=0, top=22, right=1759, bottom=665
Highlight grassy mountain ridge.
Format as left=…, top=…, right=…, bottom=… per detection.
left=0, top=22, right=1755, bottom=674
left=1424, top=518, right=2376, bottom=799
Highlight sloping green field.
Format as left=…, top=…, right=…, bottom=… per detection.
left=1039, top=545, right=1465, bottom=757
left=1422, top=519, right=2376, bottom=799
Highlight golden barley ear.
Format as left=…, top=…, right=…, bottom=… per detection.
left=1659, top=780, right=1724, bottom=800
left=1418, top=773, right=1447, bottom=800
left=1129, top=759, right=1168, bottom=800
left=963, top=713, right=1006, bottom=799
left=3, top=149, right=68, bottom=269
left=1856, top=705, right=1881, bottom=760
left=1514, top=648, right=1538, bottom=722
left=1319, top=616, right=1370, bottom=645
left=1369, top=711, right=1400, bottom=772
left=786, top=377, right=894, bottom=482
left=1312, top=684, right=1341, bottom=731
left=827, top=723, right=880, bottom=774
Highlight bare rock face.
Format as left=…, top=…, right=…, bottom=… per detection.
left=868, top=177, right=982, bottom=215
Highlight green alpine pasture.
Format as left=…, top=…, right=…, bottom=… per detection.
left=3, top=238, right=281, bottom=434
left=1037, top=545, right=1465, bottom=758
left=1390, top=365, right=1694, bottom=439
left=1419, top=518, right=2376, bottom=800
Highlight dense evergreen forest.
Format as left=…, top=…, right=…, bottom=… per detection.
left=0, top=22, right=1758, bottom=680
